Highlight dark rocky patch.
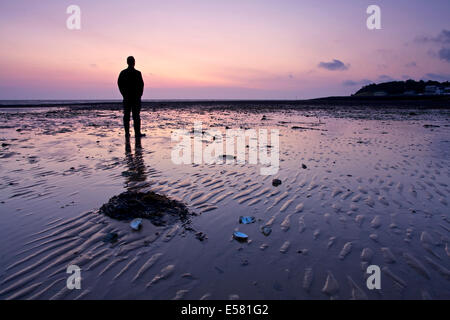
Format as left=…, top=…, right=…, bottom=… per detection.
left=99, top=190, right=194, bottom=227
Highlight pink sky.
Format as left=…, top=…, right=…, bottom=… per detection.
left=0, top=0, right=449, bottom=99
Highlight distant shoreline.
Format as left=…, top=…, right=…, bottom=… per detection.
left=1, top=95, right=449, bottom=109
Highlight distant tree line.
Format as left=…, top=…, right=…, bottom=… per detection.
left=354, top=80, right=450, bottom=96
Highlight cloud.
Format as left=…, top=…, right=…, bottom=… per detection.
left=345, top=74, right=450, bottom=84
left=416, top=29, right=450, bottom=44
left=416, top=29, right=450, bottom=64
left=318, top=59, right=349, bottom=71
left=343, top=75, right=400, bottom=87
left=404, top=61, right=417, bottom=68
left=423, top=73, right=450, bottom=82
left=342, top=79, right=372, bottom=87
left=377, top=75, right=395, bottom=82
left=438, top=47, right=450, bottom=62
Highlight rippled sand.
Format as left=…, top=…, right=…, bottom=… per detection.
left=0, top=105, right=449, bottom=300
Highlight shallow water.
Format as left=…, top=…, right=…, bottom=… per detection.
left=0, top=106, right=449, bottom=300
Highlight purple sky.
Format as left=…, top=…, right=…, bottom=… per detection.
left=0, top=0, right=449, bottom=99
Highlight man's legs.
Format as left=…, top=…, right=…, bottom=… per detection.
left=131, top=103, right=141, bottom=136
left=123, top=102, right=131, bottom=136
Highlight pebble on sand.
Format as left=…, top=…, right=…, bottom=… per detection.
left=130, top=218, right=142, bottom=231
left=233, top=231, right=249, bottom=242
left=272, top=179, right=282, bottom=187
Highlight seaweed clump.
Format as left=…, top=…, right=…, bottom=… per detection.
left=99, top=190, right=193, bottom=226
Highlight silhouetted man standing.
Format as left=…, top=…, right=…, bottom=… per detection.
left=118, top=56, right=144, bottom=137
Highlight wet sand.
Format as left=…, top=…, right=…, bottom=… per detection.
left=0, top=105, right=449, bottom=300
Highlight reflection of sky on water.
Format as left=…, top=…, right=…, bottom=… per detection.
left=0, top=107, right=449, bottom=299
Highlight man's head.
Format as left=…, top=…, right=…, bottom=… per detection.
left=127, top=56, right=135, bottom=68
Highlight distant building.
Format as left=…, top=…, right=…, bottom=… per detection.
left=425, top=85, right=438, bottom=95
left=403, top=90, right=416, bottom=96
left=424, top=86, right=450, bottom=95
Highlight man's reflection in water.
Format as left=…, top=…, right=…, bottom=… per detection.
left=124, top=135, right=147, bottom=189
